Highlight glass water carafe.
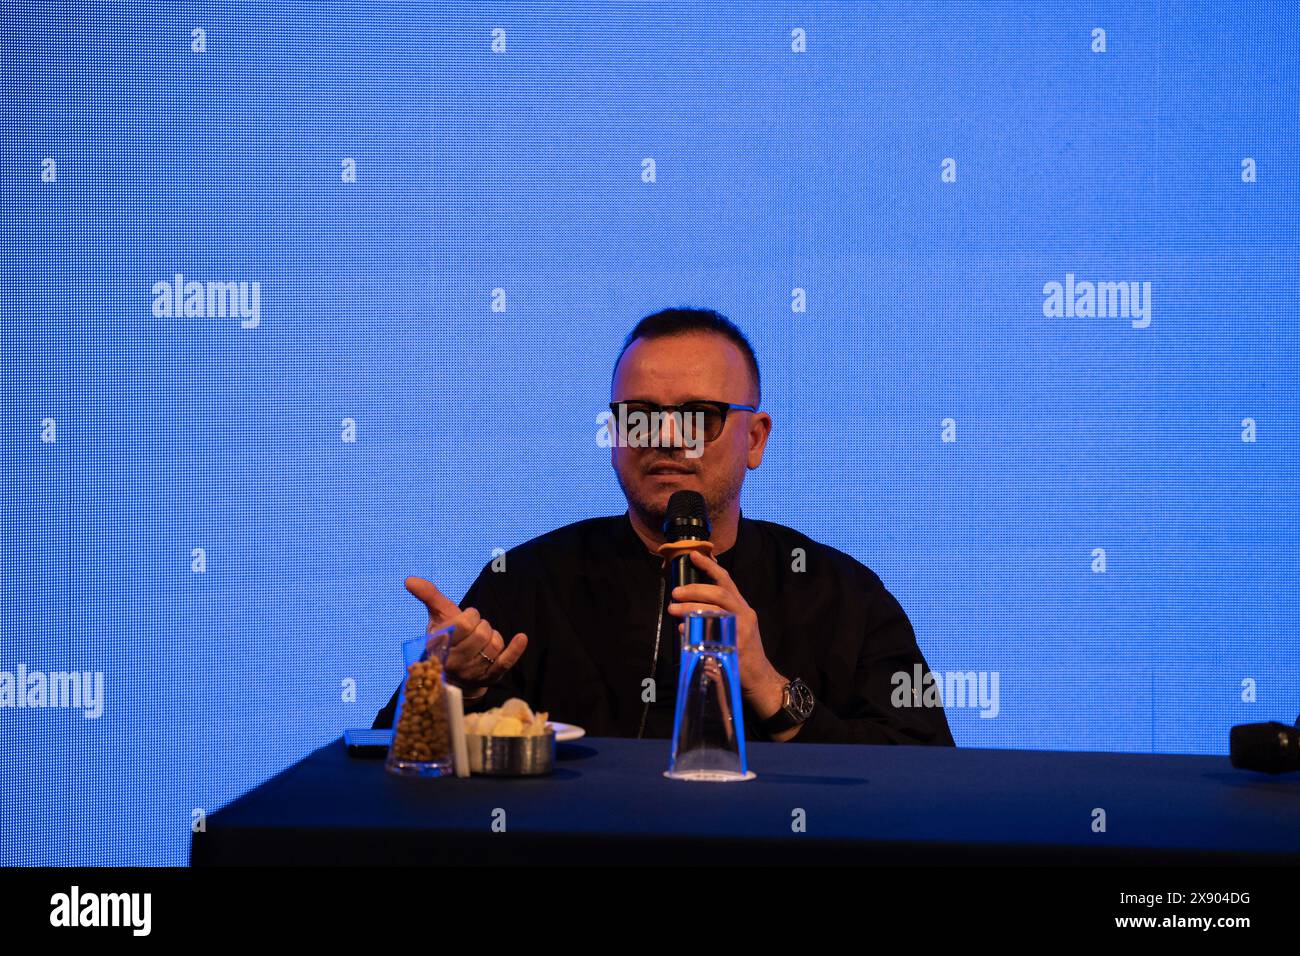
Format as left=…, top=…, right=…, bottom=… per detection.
left=666, top=610, right=753, bottom=781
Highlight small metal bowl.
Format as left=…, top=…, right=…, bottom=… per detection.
left=466, top=730, right=556, bottom=776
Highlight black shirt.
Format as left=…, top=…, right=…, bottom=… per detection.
left=375, top=510, right=955, bottom=746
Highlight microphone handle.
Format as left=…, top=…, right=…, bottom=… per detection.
left=670, top=552, right=699, bottom=593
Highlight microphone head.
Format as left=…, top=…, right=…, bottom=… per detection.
left=662, top=491, right=710, bottom=542
left=1230, top=720, right=1300, bottom=774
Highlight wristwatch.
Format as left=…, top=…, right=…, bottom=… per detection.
left=757, top=677, right=815, bottom=736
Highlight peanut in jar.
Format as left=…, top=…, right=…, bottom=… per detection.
left=385, top=631, right=455, bottom=777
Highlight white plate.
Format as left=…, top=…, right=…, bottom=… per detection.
left=548, top=721, right=586, bottom=742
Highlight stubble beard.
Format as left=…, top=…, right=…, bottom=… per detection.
left=616, top=461, right=745, bottom=536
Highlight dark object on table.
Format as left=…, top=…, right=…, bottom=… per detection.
left=1230, top=715, right=1300, bottom=774
left=343, top=728, right=392, bottom=759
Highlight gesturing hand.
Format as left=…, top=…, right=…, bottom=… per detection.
left=403, top=576, right=528, bottom=691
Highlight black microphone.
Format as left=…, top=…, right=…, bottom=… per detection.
left=1230, top=716, right=1300, bottom=774
left=661, top=490, right=711, bottom=594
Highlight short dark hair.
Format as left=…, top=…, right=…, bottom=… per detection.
left=611, top=308, right=761, bottom=405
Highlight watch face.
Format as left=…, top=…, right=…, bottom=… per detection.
left=787, top=679, right=814, bottom=719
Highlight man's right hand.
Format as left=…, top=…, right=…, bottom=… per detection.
left=404, top=576, right=529, bottom=696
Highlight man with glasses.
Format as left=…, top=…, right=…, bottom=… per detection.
left=375, top=308, right=954, bottom=746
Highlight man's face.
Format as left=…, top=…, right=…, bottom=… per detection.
left=610, top=331, right=771, bottom=528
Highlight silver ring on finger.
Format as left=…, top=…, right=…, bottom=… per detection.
left=478, top=651, right=496, bottom=665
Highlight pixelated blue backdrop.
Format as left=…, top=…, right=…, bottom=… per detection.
left=2, top=1, right=1297, bottom=865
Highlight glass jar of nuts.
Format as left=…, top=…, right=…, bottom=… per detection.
left=385, top=626, right=455, bottom=777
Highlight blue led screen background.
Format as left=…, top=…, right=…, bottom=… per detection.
left=2, top=2, right=1297, bottom=864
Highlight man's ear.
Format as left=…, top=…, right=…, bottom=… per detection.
left=746, top=412, right=773, bottom=469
